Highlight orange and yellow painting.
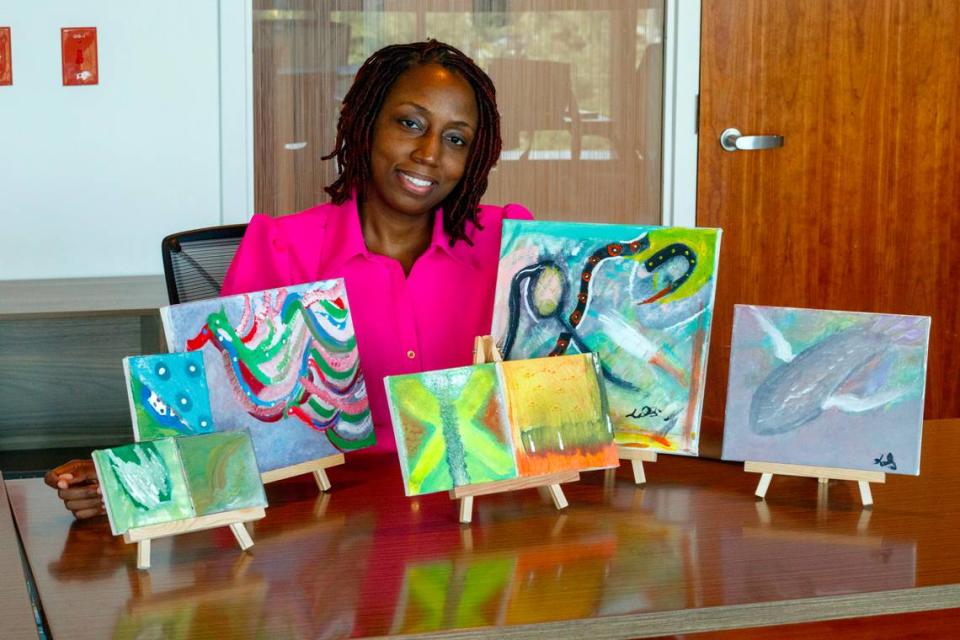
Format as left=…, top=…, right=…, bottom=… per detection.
left=501, top=353, right=618, bottom=476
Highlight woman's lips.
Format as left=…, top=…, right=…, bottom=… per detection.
left=397, top=170, right=436, bottom=196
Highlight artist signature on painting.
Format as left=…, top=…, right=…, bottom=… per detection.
left=626, top=406, right=663, bottom=419
left=874, top=452, right=897, bottom=470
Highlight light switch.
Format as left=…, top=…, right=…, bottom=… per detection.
left=61, top=27, right=98, bottom=86
left=0, top=27, right=11, bottom=86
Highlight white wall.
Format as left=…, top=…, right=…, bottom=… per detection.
left=0, top=1, right=235, bottom=280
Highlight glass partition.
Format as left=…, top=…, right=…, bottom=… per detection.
left=254, top=1, right=664, bottom=225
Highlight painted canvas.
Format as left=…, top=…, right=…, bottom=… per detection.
left=123, top=352, right=215, bottom=441
left=491, top=220, right=721, bottom=456
left=176, top=432, right=267, bottom=516
left=93, top=439, right=194, bottom=535
left=501, top=353, right=617, bottom=475
left=721, top=305, right=930, bottom=475
left=160, top=280, right=375, bottom=472
left=386, top=363, right=518, bottom=496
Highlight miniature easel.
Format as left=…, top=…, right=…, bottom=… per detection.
left=617, top=445, right=658, bottom=485
left=260, top=453, right=345, bottom=492
left=745, top=461, right=886, bottom=508
left=124, top=506, right=266, bottom=570
left=451, top=336, right=577, bottom=524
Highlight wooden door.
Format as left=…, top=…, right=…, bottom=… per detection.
left=697, top=1, right=960, bottom=457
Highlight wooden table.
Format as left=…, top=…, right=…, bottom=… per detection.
left=1, top=473, right=41, bottom=639
left=8, top=420, right=960, bottom=639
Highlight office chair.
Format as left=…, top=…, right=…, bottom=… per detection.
left=161, top=224, right=248, bottom=304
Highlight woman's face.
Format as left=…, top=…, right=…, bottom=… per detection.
left=365, top=63, right=478, bottom=221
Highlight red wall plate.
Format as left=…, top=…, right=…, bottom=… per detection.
left=61, top=27, right=98, bottom=86
left=0, top=27, right=11, bottom=86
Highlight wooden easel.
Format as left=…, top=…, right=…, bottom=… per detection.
left=260, top=453, right=345, bottom=492
left=746, top=461, right=886, bottom=508
left=617, top=445, right=658, bottom=485
left=452, top=336, right=576, bottom=524
left=124, top=506, right=266, bottom=570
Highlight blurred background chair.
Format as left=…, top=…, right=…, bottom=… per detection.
left=488, top=58, right=582, bottom=161
left=161, top=224, right=248, bottom=304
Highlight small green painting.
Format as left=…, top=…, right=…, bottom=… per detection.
left=177, top=431, right=266, bottom=516
left=93, top=439, right=194, bottom=536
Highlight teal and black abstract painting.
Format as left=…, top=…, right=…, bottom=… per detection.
left=491, top=220, right=721, bottom=456
left=386, top=363, right=518, bottom=496
left=123, top=352, right=215, bottom=441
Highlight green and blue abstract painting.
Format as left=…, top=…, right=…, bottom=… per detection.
left=123, top=352, right=215, bottom=441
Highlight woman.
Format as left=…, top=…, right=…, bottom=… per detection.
left=46, top=40, right=532, bottom=519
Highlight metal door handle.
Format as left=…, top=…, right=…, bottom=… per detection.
left=720, top=128, right=784, bottom=152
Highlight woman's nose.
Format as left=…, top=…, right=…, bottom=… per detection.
left=412, top=132, right=440, bottom=165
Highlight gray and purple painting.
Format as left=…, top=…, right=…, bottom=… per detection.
left=721, top=305, right=930, bottom=475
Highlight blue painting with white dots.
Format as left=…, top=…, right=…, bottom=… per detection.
left=123, top=352, right=215, bottom=441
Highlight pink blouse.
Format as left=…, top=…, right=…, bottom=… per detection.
left=221, top=196, right=533, bottom=452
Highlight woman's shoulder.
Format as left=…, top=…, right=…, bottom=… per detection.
left=476, top=202, right=534, bottom=225
left=467, top=202, right=534, bottom=243
left=246, top=202, right=336, bottom=238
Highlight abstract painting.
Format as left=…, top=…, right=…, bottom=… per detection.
left=385, top=354, right=618, bottom=496
left=123, top=352, right=215, bottom=441
left=93, top=433, right=267, bottom=536
left=176, top=431, right=266, bottom=516
left=386, top=363, right=517, bottom=496
left=93, top=439, right=194, bottom=535
left=491, top=220, right=721, bottom=456
left=721, top=305, right=930, bottom=474
left=161, top=280, right=374, bottom=472
left=501, top=353, right=617, bottom=475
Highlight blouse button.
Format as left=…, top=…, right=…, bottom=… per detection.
left=406, top=350, right=416, bottom=360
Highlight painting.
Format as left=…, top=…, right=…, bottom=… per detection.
left=721, top=305, right=930, bottom=475
left=491, top=220, right=721, bottom=456
left=501, top=353, right=617, bottom=475
left=176, top=432, right=267, bottom=516
left=93, top=439, right=194, bottom=536
left=385, top=354, right=618, bottom=496
left=123, top=352, right=215, bottom=441
left=386, top=363, right=517, bottom=496
left=161, top=280, right=375, bottom=472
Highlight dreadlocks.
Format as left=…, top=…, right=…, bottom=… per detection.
left=323, top=40, right=502, bottom=246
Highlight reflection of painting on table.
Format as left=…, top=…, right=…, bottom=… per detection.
left=386, top=353, right=617, bottom=496
left=178, top=432, right=267, bottom=515
left=492, top=220, right=721, bottom=456
left=123, top=352, right=215, bottom=441
left=722, top=305, right=930, bottom=475
left=160, top=280, right=375, bottom=472
left=93, top=439, right=194, bottom=535
left=502, top=354, right=617, bottom=475
left=94, top=433, right=267, bottom=536
left=386, top=363, right=517, bottom=496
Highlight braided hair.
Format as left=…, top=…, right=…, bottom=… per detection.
left=323, top=40, right=502, bottom=246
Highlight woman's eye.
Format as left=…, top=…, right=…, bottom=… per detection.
left=446, top=134, right=467, bottom=147
left=399, top=118, right=422, bottom=130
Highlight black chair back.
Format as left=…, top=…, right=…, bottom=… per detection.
left=161, top=224, right=247, bottom=304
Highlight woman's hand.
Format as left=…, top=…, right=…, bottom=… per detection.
left=44, top=459, right=105, bottom=520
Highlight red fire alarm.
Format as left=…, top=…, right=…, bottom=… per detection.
left=61, top=27, right=98, bottom=86
left=0, top=27, right=11, bottom=86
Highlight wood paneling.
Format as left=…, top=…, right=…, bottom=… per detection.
left=10, top=420, right=960, bottom=638
left=0, top=475, right=41, bottom=640
left=698, top=1, right=960, bottom=456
